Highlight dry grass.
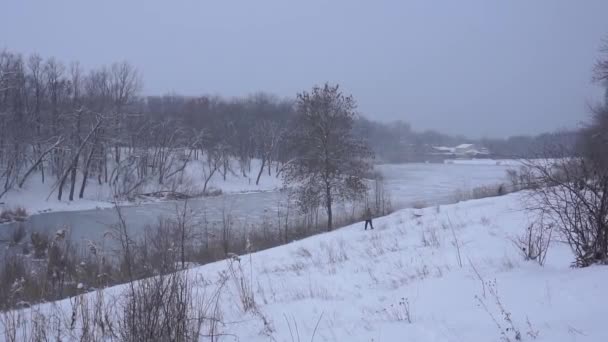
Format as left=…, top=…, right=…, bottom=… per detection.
left=293, top=246, right=313, bottom=259
left=379, top=297, right=412, bottom=323
left=0, top=207, right=28, bottom=224
left=0, top=270, right=230, bottom=342
left=411, top=201, right=428, bottom=209
left=321, top=240, right=349, bottom=265
left=420, top=227, right=441, bottom=248
left=452, top=183, right=510, bottom=203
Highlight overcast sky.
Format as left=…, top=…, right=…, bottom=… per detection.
left=2, top=0, right=607, bottom=138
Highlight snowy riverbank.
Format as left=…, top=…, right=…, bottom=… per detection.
left=8, top=192, right=607, bottom=341
left=0, top=158, right=284, bottom=216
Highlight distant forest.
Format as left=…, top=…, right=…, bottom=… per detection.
left=0, top=49, right=579, bottom=200
left=142, top=95, right=580, bottom=163
left=354, top=118, right=579, bottom=162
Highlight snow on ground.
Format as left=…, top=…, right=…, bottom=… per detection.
left=1, top=160, right=513, bottom=219
left=0, top=158, right=283, bottom=216
left=0, top=177, right=116, bottom=215
left=181, top=158, right=283, bottom=194
left=0, top=156, right=531, bottom=220
left=16, top=192, right=608, bottom=341
left=444, top=158, right=525, bottom=166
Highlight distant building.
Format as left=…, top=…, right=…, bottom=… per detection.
left=432, top=144, right=490, bottom=158
left=433, top=146, right=455, bottom=154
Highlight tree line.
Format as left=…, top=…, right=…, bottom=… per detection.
left=356, top=117, right=580, bottom=162
left=0, top=51, right=143, bottom=200
left=0, top=49, right=299, bottom=201
left=0, top=48, right=579, bottom=205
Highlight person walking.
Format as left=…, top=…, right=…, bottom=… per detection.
left=364, top=207, right=374, bottom=230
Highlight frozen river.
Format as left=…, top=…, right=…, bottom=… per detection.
left=0, top=162, right=515, bottom=246
left=376, top=162, right=515, bottom=207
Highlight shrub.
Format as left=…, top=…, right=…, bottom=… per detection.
left=453, top=183, right=511, bottom=203
left=0, top=271, right=228, bottom=342
left=118, top=271, right=206, bottom=342
left=30, top=232, right=49, bottom=259
left=13, top=207, right=27, bottom=220
left=475, top=280, right=539, bottom=342
left=506, top=166, right=538, bottom=191
left=525, top=156, right=608, bottom=267
left=513, top=222, right=552, bottom=266
left=0, top=207, right=28, bottom=224
left=411, top=201, right=427, bottom=209
left=9, top=224, right=26, bottom=246
left=381, top=297, right=412, bottom=323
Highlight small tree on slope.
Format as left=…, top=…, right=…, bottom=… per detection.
left=282, top=83, right=372, bottom=231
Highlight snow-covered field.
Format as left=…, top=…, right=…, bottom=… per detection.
left=10, top=192, right=607, bottom=341
left=0, top=158, right=283, bottom=215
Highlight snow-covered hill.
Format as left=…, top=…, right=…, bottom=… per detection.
left=6, top=193, right=607, bottom=341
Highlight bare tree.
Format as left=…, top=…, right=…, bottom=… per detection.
left=253, top=119, right=283, bottom=185
left=67, top=62, right=84, bottom=201
left=202, top=146, right=223, bottom=194
left=18, top=136, right=63, bottom=188
left=0, top=51, right=26, bottom=197
left=283, top=83, right=372, bottom=230
left=26, top=54, right=47, bottom=183
left=109, top=61, right=141, bottom=164
left=594, top=38, right=608, bottom=84
left=57, top=117, right=104, bottom=201
left=44, top=58, right=66, bottom=144
left=525, top=123, right=608, bottom=267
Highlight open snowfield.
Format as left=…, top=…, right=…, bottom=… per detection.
left=8, top=192, right=607, bottom=341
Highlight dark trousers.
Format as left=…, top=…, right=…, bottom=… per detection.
left=365, top=219, right=374, bottom=230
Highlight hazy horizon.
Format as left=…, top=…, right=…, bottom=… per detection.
left=2, top=0, right=607, bottom=138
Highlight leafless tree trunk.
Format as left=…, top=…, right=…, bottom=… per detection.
left=202, top=149, right=222, bottom=193
left=79, top=135, right=98, bottom=199
left=58, top=118, right=103, bottom=201
left=68, top=64, right=84, bottom=201
left=253, top=120, right=283, bottom=185
left=109, top=62, right=141, bottom=166
left=18, top=137, right=63, bottom=188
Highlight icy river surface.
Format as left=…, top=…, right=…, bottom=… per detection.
left=0, top=162, right=516, bottom=244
